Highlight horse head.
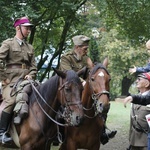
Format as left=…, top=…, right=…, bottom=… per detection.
left=53, top=68, right=84, bottom=126
left=85, top=58, right=110, bottom=116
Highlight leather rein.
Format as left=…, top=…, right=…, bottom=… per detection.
left=28, top=78, right=81, bottom=127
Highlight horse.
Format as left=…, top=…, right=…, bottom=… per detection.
left=59, top=58, right=111, bottom=150
left=0, top=69, right=84, bottom=150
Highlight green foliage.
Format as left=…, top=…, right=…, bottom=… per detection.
left=99, top=29, right=149, bottom=96
left=1, top=0, right=150, bottom=96
left=96, top=0, right=150, bottom=42
left=89, top=37, right=100, bottom=62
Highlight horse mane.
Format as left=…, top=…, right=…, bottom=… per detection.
left=30, top=75, right=59, bottom=103
left=30, top=70, right=82, bottom=104
left=66, top=70, right=82, bottom=85
left=90, top=63, right=109, bottom=76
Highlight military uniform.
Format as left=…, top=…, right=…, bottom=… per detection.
left=129, top=104, right=150, bottom=150
left=0, top=37, right=37, bottom=114
left=60, top=50, right=89, bottom=72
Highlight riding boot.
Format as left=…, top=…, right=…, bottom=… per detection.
left=0, top=111, right=12, bottom=143
left=14, top=103, right=28, bottom=125
left=101, top=126, right=117, bottom=145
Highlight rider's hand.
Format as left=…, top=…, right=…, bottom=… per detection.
left=82, top=81, right=86, bottom=86
left=24, top=75, right=32, bottom=80
left=129, top=65, right=136, bottom=75
left=2, top=78, right=10, bottom=86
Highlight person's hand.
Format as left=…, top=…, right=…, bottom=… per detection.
left=123, top=96, right=133, bottom=108
left=129, top=65, right=136, bottom=75
left=82, top=81, right=86, bottom=86
left=2, top=78, right=10, bottom=86
left=24, top=75, right=32, bottom=80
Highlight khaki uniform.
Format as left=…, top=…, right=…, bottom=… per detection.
left=59, top=50, right=90, bottom=75
left=129, top=104, right=150, bottom=150
left=0, top=37, right=37, bottom=113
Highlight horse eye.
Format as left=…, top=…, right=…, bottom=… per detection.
left=65, top=86, right=71, bottom=91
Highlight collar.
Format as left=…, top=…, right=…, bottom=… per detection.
left=15, top=36, right=24, bottom=45
left=141, top=90, right=150, bottom=95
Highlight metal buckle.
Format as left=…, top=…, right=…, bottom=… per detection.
left=22, top=64, right=26, bottom=69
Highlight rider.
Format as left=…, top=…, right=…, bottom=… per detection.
left=59, top=35, right=117, bottom=145
left=0, top=16, right=37, bottom=143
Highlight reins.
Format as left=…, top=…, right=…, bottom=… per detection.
left=28, top=79, right=68, bottom=127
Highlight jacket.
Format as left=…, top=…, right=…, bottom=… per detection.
left=0, top=37, right=37, bottom=83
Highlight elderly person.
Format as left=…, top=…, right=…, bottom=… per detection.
left=123, top=72, right=150, bottom=150
left=59, top=35, right=93, bottom=85
left=0, top=16, right=37, bottom=143
left=59, top=35, right=117, bottom=145
left=129, top=40, right=150, bottom=74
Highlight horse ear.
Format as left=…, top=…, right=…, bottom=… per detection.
left=52, top=67, right=66, bottom=78
left=103, top=57, right=108, bottom=68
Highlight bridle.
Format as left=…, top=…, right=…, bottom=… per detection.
left=28, top=76, right=82, bottom=127
left=83, top=66, right=110, bottom=118
left=58, top=78, right=83, bottom=125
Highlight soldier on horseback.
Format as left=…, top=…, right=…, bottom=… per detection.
left=0, top=16, right=37, bottom=143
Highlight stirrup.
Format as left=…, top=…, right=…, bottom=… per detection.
left=0, top=132, right=12, bottom=144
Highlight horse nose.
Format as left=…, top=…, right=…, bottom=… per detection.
left=97, top=102, right=103, bottom=113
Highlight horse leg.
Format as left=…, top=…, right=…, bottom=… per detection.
left=59, top=142, right=67, bottom=150
left=88, top=142, right=100, bottom=150
left=59, top=139, right=77, bottom=150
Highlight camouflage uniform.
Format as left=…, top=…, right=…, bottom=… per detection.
left=0, top=36, right=37, bottom=117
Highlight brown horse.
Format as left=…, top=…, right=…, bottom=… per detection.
left=0, top=69, right=84, bottom=150
left=59, top=58, right=111, bottom=150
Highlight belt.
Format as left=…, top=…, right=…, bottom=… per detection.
left=6, top=64, right=29, bottom=69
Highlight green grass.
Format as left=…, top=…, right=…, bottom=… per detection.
left=107, top=101, right=130, bottom=128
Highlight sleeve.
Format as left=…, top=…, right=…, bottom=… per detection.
left=131, top=93, right=150, bottom=105
left=60, top=55, right=72, bottom=71
left=136, top=63, right=150, bottom=73
left=28, top=47, right=37, bottom=79
left=0, top=41, right=9, bottom=81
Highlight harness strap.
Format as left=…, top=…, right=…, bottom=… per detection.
left=132, top=104, right=148, bottom=134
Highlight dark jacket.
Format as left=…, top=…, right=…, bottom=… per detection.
left=136, top=62, right=150, bottom=73
left=131, top=91, right=150, bottom=105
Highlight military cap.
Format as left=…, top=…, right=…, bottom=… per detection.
left=72, top=35, right=90, bottom=46
left=138, top=72, right=150, bottom=81
left=13, top=16, right=33, bottom=27
left=146, top=40, right=150, bottom=50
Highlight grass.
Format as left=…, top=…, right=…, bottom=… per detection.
left=2, top=101, right=131, bottom=150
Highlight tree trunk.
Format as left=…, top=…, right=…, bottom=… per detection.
left=121, top=76, right=132, bottom=96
